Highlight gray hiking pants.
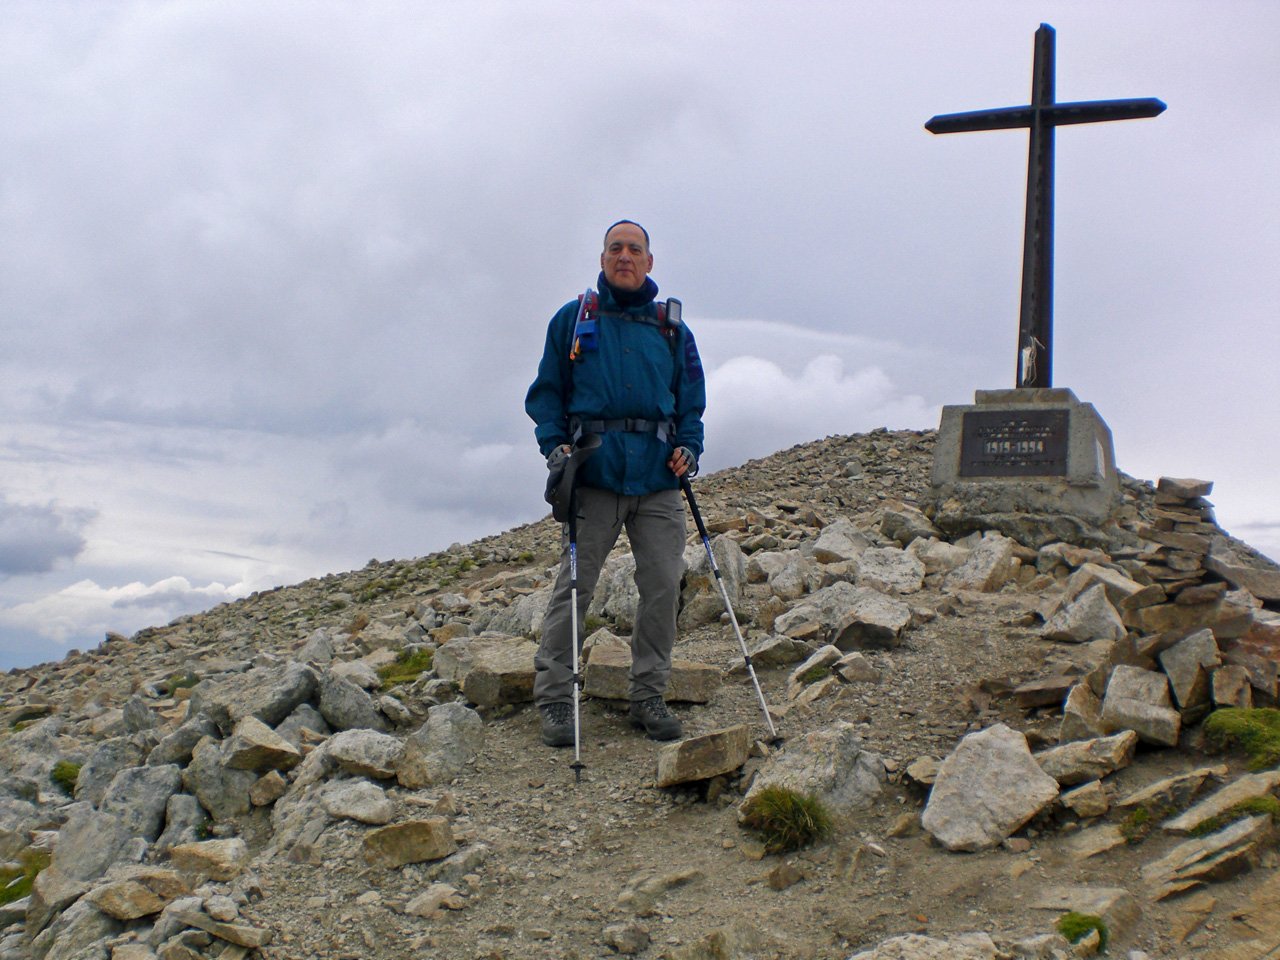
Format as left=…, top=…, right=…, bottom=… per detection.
left=535, top=486, right=686, bottom=705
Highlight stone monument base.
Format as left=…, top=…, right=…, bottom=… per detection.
left=928, top=388, right=1121, bottom=548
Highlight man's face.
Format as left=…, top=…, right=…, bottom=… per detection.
left=600, top=223, right=653, bottom=292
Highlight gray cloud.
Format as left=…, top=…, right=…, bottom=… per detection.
left=0, top=497, right=92, bottom=578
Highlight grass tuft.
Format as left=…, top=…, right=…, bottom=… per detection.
left=740, top=786, right=832, bottom=854
left=0, top=849, right=50, bottom=907
left=1204, top=707, right=1280, bottom=770
left=378, top=648, right=434, bottom=690
left=50, top=760, right=81, bottom=796
left=1057, top=912, right=1108, bottom=951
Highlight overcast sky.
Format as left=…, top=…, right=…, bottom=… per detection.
left=2, top=1, right=1277, bottom=671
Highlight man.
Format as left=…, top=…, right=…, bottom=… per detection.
left=525, top=220, right=706, bottom=746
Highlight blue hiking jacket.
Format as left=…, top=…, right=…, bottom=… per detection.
left=525, top=282, right=706, bottom=496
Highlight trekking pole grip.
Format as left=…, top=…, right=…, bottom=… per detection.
left=680, top=477, right=710, bottom=540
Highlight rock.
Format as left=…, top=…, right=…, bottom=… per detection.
left=740, top=721, right=884, bottom=817
left=187, top=662, right=318, bottom=733
left=222, top=716, right=302, bottom=773
left=907, top=537, right=969, bottom=576
left=1034, top=731, right=1138, bottom=786
left=330, top=658, right=382, bottom=690
left=122, top=694, right=158, bottom=733
left=183, top=738, right=256, bottom=820
left=1158, top=476, right=1213, bottom=500
left=603, top=921, right=651, bottom=955
left=162, top=907, right=273, bottom=948
left=1065, top=824, right=1127, bottom=861
left=30, top=896, right=122, bottom=960
left=834, top=651, right=882, bottom=684
left=27, top=865, right=89, bottom=939
left=1060, top=683, right=1107, bottom=743
left=1012, top=676, right=1075, bottom=710
left=1041, top=584, right=1126, bottom=644
left=1158, top=628, right=1221, bottom=710
left=321, top=780, right=395, bottom=824
left=154, top=793, right=208, bottom=853
left=665, top=919, right=773, bottom=960
left=1060, top=780, right=1110, bottom=818
left=397, top=702, right=486, bottom=789
left=325, top=728, right=405, bottom=779
left=810, top=519, right=871, bottom=564
left=168, top=839, right=250, bottom=882
left=1032, top=886, right=1140, bottom=945
left=250, top=770, right=288, bottom=806
left=362, top=818, right=457, bottom=868
left=655, top=725, right=751, bottom=787
left=84, top=867, right=190, bottom=921
left=1205, top=536, right=1280, bottom=601
left=880, top=500, right=942, bottom=546
left=1100, top=666, right=1181, bottom=747
left=731, top=634, right=809, bottom=673
left=681, top=535, right=747, bottom=628
left=299, top=627, right=335, bottom=663
left=1212, top=664, right=1253, bottom=708
left=588, top=555, right=640, bottom=632
left=50, top=809, right=135, bottom=883
left=404, top=883, right=466, bottom=917
left=846, top=933, right=998, bottom=960
left=921, top=724, right=1060, bottom=852
left=1162, top=769, right=1280, bottom=835
left=75, top=736, right=149, bottom=806
left=100, top=764, right=183, bottom=841
left=457, top=638, right=538, bottom=707
left=1142, top=815, right=1274, bottom=899
left=148, top=716, right=220, bottom=768
left=785, top=645, right=842, bottom=699
left=275, top=703, right=332, bottom=747
left=1114, top=765, right=1226, bottom=812
left=942, top=534, right=1017, bottom=593
left=583, top=638, right=720, bottom=703
left=856, top=546, right=926, bottom=594
left=616, top=867, right=704, bottom=916
left=318, top=670, right=389, bottom=732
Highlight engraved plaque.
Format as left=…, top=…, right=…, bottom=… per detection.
left=959, top=409, right=1069, bottom=477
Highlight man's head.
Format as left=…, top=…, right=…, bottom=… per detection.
left=600, top=220, right=653, bottom=292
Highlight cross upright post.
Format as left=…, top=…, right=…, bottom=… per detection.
left=926, top=23, right=1165, bottom=389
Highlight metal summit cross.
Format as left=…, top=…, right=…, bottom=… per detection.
left=926, top=23, right=1165, bottom=389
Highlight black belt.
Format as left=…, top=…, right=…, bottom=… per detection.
left=571, top=417, right=675, bottom=444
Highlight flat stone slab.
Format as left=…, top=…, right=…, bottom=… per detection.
left=1162, top=769, right=1280, bottom=835
left=1064, top=824, right=1127, bottom=861
left=1031, top=885, right=1140, bottom=944
left=583, top=640, right=720, bottom=703
left=1142, top=815, right=1274, bottom=899
left=655, top=725, right=751, bottom=788
left=1115, top=765, right=1227, bottom=811
left=362, top=818, right=457, bottom=868
left=1034, top=730, right=1138, bottom=786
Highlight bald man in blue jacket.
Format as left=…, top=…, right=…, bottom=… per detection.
left=525, top=220, right=706, bottom=747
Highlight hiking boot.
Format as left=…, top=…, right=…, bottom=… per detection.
left=629, top=696, right=683, bottom=741
left=539, top=701, right=575, bottom=748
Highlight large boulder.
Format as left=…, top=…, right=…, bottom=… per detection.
left=397, top=702, right=486, bottom=789
left=773, top=581, right=911, bottom=650
left=922, top=724, right=1060, bottom=852
left=187, top=662, right=318, bottom=733
left=680, top=535, right=746, bottom=629
left=740, top=721, right=884, bottom=817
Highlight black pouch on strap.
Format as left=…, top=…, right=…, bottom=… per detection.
left=544, top=433, right=602, bottom=522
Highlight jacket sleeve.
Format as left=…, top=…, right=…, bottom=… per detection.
left=673, top=323, right=706, bottom=461
left=524, top=303, right=576, bottom=457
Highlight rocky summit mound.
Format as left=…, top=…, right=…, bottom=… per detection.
left=3, top=428, right=1280, bottom=960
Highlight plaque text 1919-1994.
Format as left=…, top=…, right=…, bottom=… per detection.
left=959, top=409, right=1069, bottom=477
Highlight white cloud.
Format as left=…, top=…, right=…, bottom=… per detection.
left=0, top=575, right=247, bottom=656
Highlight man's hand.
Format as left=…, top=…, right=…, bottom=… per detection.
left=547, top=445, right=571, bottom=470
left=668, top=446, right=696, bottom=478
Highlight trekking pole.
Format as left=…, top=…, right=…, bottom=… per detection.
left=567, top=480, right=586, bottom=783
left=680, top=477, right=780, bottom=743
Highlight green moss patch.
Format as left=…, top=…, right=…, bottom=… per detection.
left=378, top=648, right=434, bottom=690
left=50, top=760, right=81, bottom=796
left=740, top=786, right=832, bottom=855
left=0, top=849, right=50, bottom=907
left=1057, top=912, right=1108, bottom=951
left=1188, top=795, right=1280, bottom=837
left=796, top=664, right=830, bottom=686
left=1204, top=707, right=1280, bottom=770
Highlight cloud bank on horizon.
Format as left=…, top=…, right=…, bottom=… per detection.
left=2, top=1, right=1277, bottom=669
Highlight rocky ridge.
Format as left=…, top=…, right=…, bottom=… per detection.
left=2, top=429, right=1280, bottom=959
